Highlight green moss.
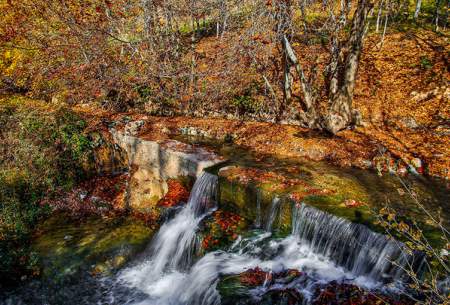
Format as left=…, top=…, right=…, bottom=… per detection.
left=32, top=214, right=154, bottom=279
left=219, top=176, right=258, bottom=220
left=217, top=275, right=251, bottom=301
left=0, top=95, right=99, bottom=284
left=311, top=173, right=370, bottom=203
left=219, top=176, right=294, bottom=235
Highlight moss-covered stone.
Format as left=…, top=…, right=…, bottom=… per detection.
left=217, top=275, right=252, bottom=303
left=32, top=214, right=154, bottom=280
left=88, top=131, right=128, bottom=175
left=216, top=162, right=446, bottom=245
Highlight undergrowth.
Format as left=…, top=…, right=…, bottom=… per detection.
left=0, top=95, right=93, bottom=286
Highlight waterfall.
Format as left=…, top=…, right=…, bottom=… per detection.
left=120, top=172, right=218, bottom=285
left=265, top=196, right=281, bottom=232
left=188, top=172, right=219, bottom=217
left=292, top=203, right=423, bottom=282
left=152, top=172, right=217, bottom=273
left=110, top=178, right=419, bottom=305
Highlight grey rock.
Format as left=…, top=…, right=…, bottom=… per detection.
left=124, top=120, right=145, bottom=136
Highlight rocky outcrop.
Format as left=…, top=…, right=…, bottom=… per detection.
left=110, top=127, right=225, bottom=210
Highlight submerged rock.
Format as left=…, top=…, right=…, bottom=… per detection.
left=312, top=281, right=414, bottom=305
left=32, top=214, right=154, bottom=280
left=218, top=267, right=305, bottom=305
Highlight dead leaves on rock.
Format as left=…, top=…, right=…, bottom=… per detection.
left=157, top=179, right=190, bottom=208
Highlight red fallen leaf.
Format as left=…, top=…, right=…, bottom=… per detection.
left=290, top=192, right=306, bottom=202
left=239, top=267, right=268, bottom=286
left=158, top=179, right=190, bottom=207
left=343, top=199, right=365, bottom=208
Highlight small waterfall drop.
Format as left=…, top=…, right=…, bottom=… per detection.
left=109, top=178, right=419, bottom=305
left=265, top=196, right=281, bottom=232
left=292, top=203, right=422, bottom=282
left=119, top=172, right=218, bottom=288
left=152, top=172, right=218, bottom=273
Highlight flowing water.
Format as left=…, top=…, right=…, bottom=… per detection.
left=264, top=197, right=281, bottom=232
left=2, top=172, right=422, bottom=305
left=292, top=204, right=424, bottom=283
left=96, top=173, right=417, bottom=305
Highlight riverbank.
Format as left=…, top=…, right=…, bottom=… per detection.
left=75, top=106, right=450, bottom=180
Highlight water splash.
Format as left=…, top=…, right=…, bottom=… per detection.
left=120, top=172, right=218, bottom=285
left=109, top=181, right=417, bottom=305
left=292, top=203, right=422, bottom=282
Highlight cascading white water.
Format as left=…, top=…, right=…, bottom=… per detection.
left=116, top=172, right=218, bottom=303
left=151, top=171, right=217, bottom=274
left=108, top=181, right=417, bottom=305
left=292, top=203, right=422, bottom=282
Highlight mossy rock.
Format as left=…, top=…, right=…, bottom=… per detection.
left=32, top=214, right=154, bottom=281
left=88, top=131, right=128, bottom=175
left=218, top=176, right=292, bottom=236
left=217, top=275, right=253, bottom=305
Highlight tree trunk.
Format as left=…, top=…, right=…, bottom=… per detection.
left=414, top=0, right=422, bottom=19
left=283, top=35, right=319, bottom=127
left=324, top=0, right=372, bottom=134
left=376, top=0, right=384, bottom=32
left=282, top=47, right=292, bottom=103
left=434, top=0, right=442, bottom=31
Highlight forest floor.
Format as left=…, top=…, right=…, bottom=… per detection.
left=77, top=106, right=449, bottom=180
left=73, top=28, right=449, bottom=179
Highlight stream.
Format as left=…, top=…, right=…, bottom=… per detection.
left=1, top=167, right=444, bottom=304
left=100, top=172, right=417, bottom=305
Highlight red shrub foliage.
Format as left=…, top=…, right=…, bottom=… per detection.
left=41, top=174, right=128, bottom=217
left=202, top=210, right=245, bottom=250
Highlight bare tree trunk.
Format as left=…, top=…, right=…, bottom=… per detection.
left=263, top=75, right=277, bottom=104
left=283, top=63, right=292, bottom=102
left=434, top=0, right=442, bottom=31
left=379, top=13, right=388, bottom=49
left=283, top=35, right=319, bottom=126
left=326, top=0, right=348, bottom=99
left=218, top=0, right=228, bottom=38
left=444, top=0, right=449, bottom=30
left=376, top=0, right=384, bottom=32
left=324, top=0, right=372, bottom=134
left=414, top=0, right=422, bottom=19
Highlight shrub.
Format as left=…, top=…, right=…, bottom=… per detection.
left=374, top=177, right=449, bottom=304
left=0, top=96, right=93, bottom=285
